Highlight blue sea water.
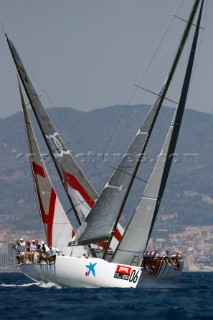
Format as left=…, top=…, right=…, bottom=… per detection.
left=0, top=272, right=212, bottom=320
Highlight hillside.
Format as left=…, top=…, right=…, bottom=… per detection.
left=0, top=104, right=212, bottom=235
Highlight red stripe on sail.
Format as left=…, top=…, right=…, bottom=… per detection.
left=63, top=171, right=95, bottom=207
left=114, top=228, right=122, bottom=241
left=32, top=161, right=45, bottom=177
left=37, top=188, right=56, bottom=246
left=96, top=241, right=113, bottom=251
left=31, top=160, right=56, bottom=246
left=97, top=242, right=105, bottom=247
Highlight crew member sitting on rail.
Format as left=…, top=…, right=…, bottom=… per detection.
left=19, top=238, right=25, bottom=250
left=151, top=250, right=157, bottom=258
left=25, top=247, right=33, bottom=264
left=30, top=240, right=37, bottom=251
left=161, top=250, right=169, bottom=258
left=171, top=252, right=182, bottom=270
left=172, top=252, right=182, bottom=259
left=18, top=238, right=26, bottom=262
left=35, top=243, right=42, bottom=263
left=12, top=241, right=22, bottom=265
left=41, top=241, right=47, bottom=263
left=46, top=246, right=54, bottom=264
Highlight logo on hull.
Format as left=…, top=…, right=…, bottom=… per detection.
left=85, top=262, right=97, bottom=277
left=114, top=265, right=132, bottom=281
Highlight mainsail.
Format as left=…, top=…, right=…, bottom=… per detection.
left=19, top=80, right=89, bottom=257
left=6, top=36, right=123, bottom=250
left=69, top=0, right=201, bottom=249
left=112, top=0, right=204, bottom=266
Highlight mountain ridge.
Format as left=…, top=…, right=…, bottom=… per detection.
left=0, top=104, right=212, bottom=234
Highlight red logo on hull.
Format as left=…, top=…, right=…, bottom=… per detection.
left=115, top=265, right=132, bottom=275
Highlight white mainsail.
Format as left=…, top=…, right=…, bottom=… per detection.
left=69, top=0, right=201, bottom=249
left=19, top=80, right=90, bottom=257
left=112, top=0, right=204, bottom=265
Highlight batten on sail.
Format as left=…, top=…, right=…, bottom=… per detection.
left=68, top=0, right=201, bottom=250
left=112, top=0, right=204, bottom=266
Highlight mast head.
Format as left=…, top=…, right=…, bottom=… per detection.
left=0, top=21, right=8, bottom=39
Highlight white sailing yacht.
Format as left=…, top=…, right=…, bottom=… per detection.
left=6, top=0, right=204, bottom=287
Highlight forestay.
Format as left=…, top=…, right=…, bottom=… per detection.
left=112, top=0, right=204, bottom=266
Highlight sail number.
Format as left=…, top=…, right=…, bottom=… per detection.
left=129, top=270, right=139, bottom=283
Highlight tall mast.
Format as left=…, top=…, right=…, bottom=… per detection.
left=103, top=0, right=201, bottom=256
left=112, top=0, right=204, bottom=265
left=69, top=0, right=201, bottom=255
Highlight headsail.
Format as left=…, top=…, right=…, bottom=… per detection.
left=19, top=80, right=90, bottom=257
left=112, top=0, right=204, bottom=265
left=6, top=35, right=123, bottom=251
left=6, top=34, right=95, bottom=224
left=69, top=0, right=201, bottom=249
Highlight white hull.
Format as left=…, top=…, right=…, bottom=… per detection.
left=19, top=255, right=183, bottom=288
left=19, top=255, right=141, bottom=288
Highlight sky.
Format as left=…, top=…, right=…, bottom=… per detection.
left=0, top=0, right=212, bottom=118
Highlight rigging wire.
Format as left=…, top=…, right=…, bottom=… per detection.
left=128, top=0, right=185, bottom=106
left=87, top=0, right=185, bottom=182
left=148, top=0, right=207, bottom=184
left=188, top=0, right=206, bottom=89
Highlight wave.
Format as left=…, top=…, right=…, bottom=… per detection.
left=37, top=281, right=62, bottom=289
left=0, top=282, right=38, bottom=287
left=0, top=281, right=62, bottom=289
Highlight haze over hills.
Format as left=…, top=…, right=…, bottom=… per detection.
left=0, top=104, right=212, bottom=236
